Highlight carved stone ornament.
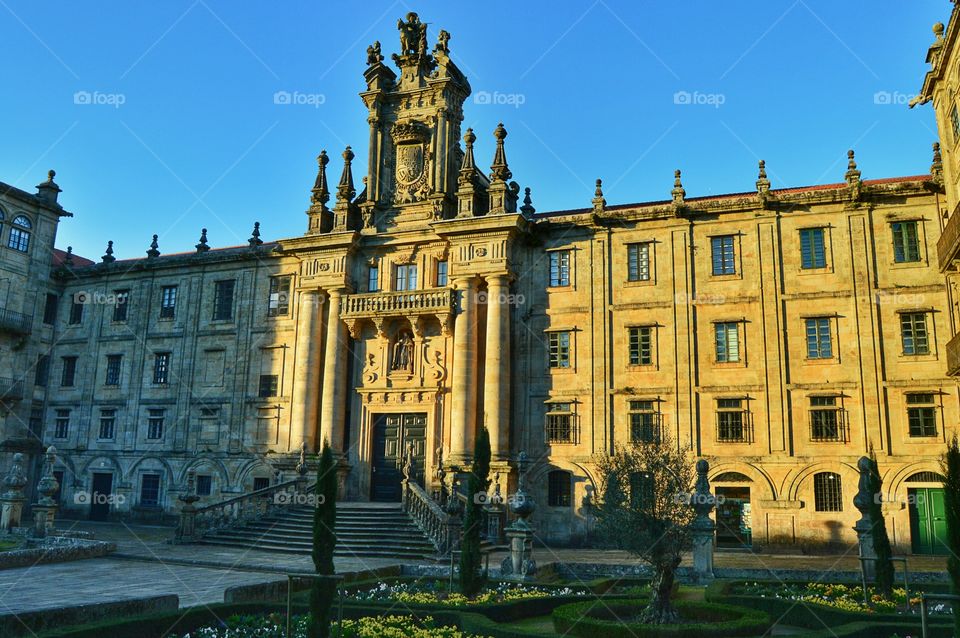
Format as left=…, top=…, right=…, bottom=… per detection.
left=391, top=122, right=432, bottom=204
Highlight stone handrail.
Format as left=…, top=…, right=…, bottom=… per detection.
left=402, top=479, right=459, bottom=555
left=340, top=288, right=455, bottom=318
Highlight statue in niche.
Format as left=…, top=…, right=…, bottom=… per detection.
left=391, top=332, right=415, bottom=372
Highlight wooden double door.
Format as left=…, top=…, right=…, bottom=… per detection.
left=370, top=413, right=426, bottom=502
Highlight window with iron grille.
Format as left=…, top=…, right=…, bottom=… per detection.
left=140, top=474, right=161, bottom=507
left=436, top=260, right=448, bottom=287
left=549, top=250, right=571, bottom=286
left=160, top=285, right=177, bottom=319
left=394, top=264, right=418, bottom=291
left=61, top=356, right=77, bottom=387
left=809, top=396, right=845, bottom=442
left=253, top=477, right=270, bottom=491
left=906, top=393, right=938, bottom=437
left=630, top=472, right=655, bottom=510
left=68, top=297, right=83, bottom=325
left=147, top=409, right=165, bottom=440
left=105, top=355, right=122, bottom=386
left=548, top=331, right=571, bottom=368
left=42, top=293, right=58, bottom=325
left=196, top=475, right=213, bottom=496
left=99, top=409, right=116, bottom=439
left=800, top=228, right=827, bottom=269
left=546, top=403, right=575, bottom=443
left=112, top=290, right=129, bottom=322
left=628, top=400, right=660, bottom=443
left=548, top=470, right=572, bottom=507
left=153, top=353, right=170, bottom=385
left=891, top=221, right=921, bottom=263
left=35, top=355, right=49, bottom=387
left=259, top=374, right=279, bottom=398
left=711, top=235, right=736, bottom=275
left=267, top=276, right=291, bottom=317
left=54, top=409, right=70, bottom=439
left=813, top=472, right=843, bottom=512
left=628, top=326, right=653, bottom=366
left=717, top=398, right=749, bottom=442
left=805, top=317, right=833, bottom=359
left=900, top=312, right=930, bottom=355
left=714, top=322, right=740, bottom=363
left=212, top=280, right=235, bottom=321
left=627, top=243, right=651, bottom=281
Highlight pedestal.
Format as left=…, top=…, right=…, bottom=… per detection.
left=500, top=523, right=536, bottom=579
left=31, top=505, right=55, bottom=538
left=690, top=522, right=716, bottom=583
left=0, top=497, right=24, bottom=531
left=854, top=520, right=876, bottom=579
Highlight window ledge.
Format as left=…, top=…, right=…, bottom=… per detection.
left=623, top=279, right=655, bottom=287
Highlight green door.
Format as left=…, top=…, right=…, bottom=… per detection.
left=909, top=487, right=949, bottom=555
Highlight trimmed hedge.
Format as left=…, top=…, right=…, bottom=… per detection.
left=552, top=599, right=770, bottom=638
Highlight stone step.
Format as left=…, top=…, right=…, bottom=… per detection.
left=199, top=537, right=432, bottom=558
left=205, top=530, right=435, bottom=550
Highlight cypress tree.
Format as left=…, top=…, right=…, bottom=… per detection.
left=942, top=436, right=960, bottom=636
left=459, top=427, right=491, bottom=597
left=309, top=441, right=338, bottom=638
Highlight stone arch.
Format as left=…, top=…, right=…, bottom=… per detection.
left=79, top=455, right=123, bottom=481
left=126, top=455, right=176, bottom=484
left=887, top=460, right=947, bottom=499
left=784, top=461, right=859, bottom=502
left=707, top=460, right=777, bottom=501
left=178, top=456, right=230, bottom=488
left=234, top=458, right=279, bottom=489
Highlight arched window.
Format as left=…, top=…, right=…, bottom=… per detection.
left=7, top=215, right=32, bottom=252
left=813, top=472, right=843, bottom=512
left=713, top=472, right=753, bottom=483
left=905, top=471, right=945, bottom=483
left=547, top=470, right=572, bottom=507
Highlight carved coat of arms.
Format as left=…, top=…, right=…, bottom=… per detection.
left=396, top=144, right=424, bottom=185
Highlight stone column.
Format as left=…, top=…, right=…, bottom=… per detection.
left=319, top=289, right=347, bottom=453
left=290, top=290, right=323, bottom=452
left=690, top=459, right=717, bottom=583
left=484, top=275, right=511, bottom=461
left=450, top=277, right=478, bottom=464
left=853, top=456, right=877, bottom=580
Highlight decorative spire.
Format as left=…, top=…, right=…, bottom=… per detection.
left=146, top=235, right=160, bottom=259
left=845, top=150, right=861, bottom=184
left=520, top=187, right=536, bottom=216
left=592, top=179, right=606, bottom=213
left=931, top=142, right=944, bottom=185
left=36, top=169, right=62, bottom=205
left=671, top=170, right=686, bottom=205
left=311, top=150, right=330, bottom=207
left=337, top=146, right=356, bottom=203
left=195, top=228, right=210, bottom=253
left=249, top=222, right=263, bottom=247
left=490, top=123, right=512, bottom=182
left=64, top=246, right=74, bottom=267
left=756, top=159, right=771, bottom=201
left=101, top=241, right=115, bottom=264
left=459, top=128, right=477, bottom=182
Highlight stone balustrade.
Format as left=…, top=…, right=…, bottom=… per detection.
left=403, top=480, right=459, bottom=555
left=181, top=478, right=312, bottom=541
left=340, top=288, right=454, bottom=318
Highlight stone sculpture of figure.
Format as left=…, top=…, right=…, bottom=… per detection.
left=397, top=12, right=425, bottom=56
left=366, top=40, right=383, bottom=65
left=435, top=29, right=450, bottom=54
left=391, top=333, right=415, bottom=371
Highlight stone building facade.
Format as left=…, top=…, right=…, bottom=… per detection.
left=1, top=13, right=957, bottom=552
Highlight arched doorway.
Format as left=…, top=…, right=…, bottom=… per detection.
left=713, top=471, right=753, bottom=549
left=905, top=471, right=947, bottom=555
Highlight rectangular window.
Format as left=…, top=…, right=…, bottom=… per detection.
left=892, top=221, right=921, bottom=263
left=8, top=228, right=29, bottom=252
left=213, top=280, right=235, bottom=321
left=105, top=354, right=122, bottom=386
left=907, top=393, right=938, bottom=437
left=548, top=331, right=571, bottom=368
left=258, top=374, right=279, bottom=398
left=436, top=260, right=448, bottom=287
left=42, top=293, right=58, bottom=325
left=367, top=265, right=379, bottom=292
left=549, top=250, right=571, bottom=287
left=711, top=235, right=736, bottom=275
left=810, top=396, right=845, bottom=442
left=99, top=409, right=116, bottom=439
left=901, top=312, right=930, bottom=355
left=547, top=471, right=572, bottom=507
left=267, top=275, right=291, bottom=317
left=140, top=474, right=161, bottom=507
left=545, top=403, right=575, bottom=443
left=68, top=297, right=84, bottom=325
left=196, top=475, right=213, bottom=497
left=160, top=285, right=178, bottom=319
left=35, top=355, right=49, bottom=387
left=61, top=356, right=77, bottom=387
left=717, top=398, right=749, bottom=442
left=153, top=353, right=171, bottom=385
left=628, top=326, right=653, bottom=366
left=253, top=477, right=270, bottom=492
left=714, top=322, right=740, bottom=363
left=628, top=400, right=660, bottom=443
left=54, top=409, right=70, bottom=439
left=630, top=472, right=655, bottom=510
left=805, top=317, right=833, bottom=359
left=394, top=264, right=418, bottom=291
left=112, top=290, right=129, bottom=322
left=29, top=407, right=43, bottom=439
left=627, top=243, right=651, bottom=282
left=800, top=228, right=827, bottom=269
left=147, top=409, right=165, bottom=440
left=814, top=473, right=843, bottom=512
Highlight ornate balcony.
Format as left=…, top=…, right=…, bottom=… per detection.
left=0, top=308, right=32, bottom=336
left=938, top=201, right=960, bottom=272
left=0, top=377, right=25, bottom=402
left=340, top=288, right=455, bottom=320
left=947, top=331, right=960, bottom=377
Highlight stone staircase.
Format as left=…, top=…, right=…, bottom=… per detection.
left=198, top=502, right=438, bottom=559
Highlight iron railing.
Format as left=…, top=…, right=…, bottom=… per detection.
left=0, top=308, right=32, bottom=335
left=0, top=377, right=25, bottom=402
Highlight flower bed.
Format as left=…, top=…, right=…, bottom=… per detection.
left=736, top=582, right=931, bottom=614
left=180, top=613, right=489, bottom=638
left=348, top=579, right=587, bottom=607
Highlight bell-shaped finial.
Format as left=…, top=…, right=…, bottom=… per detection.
left=592, top=179, right=606, bottom=213
left=311, top=150, right=330, bottom=208
left=520, top=187, right=536, bottom=216
left=195, top=228, right=210, bottom=253
left=146, top=234, right=160, bottom=259
left=671, top=169, right=686, bottom=205
left=101, top=240, right=115, bottom=264
left=336, top=146, right=356, bottom=203
left=248, top=221, right=263, bottom=247
left=490, top=123, right=512, bottom=182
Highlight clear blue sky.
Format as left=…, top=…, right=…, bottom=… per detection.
left=0, top=1, right=947, bottom=260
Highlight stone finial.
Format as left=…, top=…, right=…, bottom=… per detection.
left=366, top=40, right=383, bottom=66
left=458, top=128, right=477, bottom=183
left=64, top=246, right=74, bottom=267
left=146, top=234, right=160, bottom=259
left=336, top=146, right=356, bottom=203
left=845, top=150, right=862, bottom=200
left=295, top=441, right=307, bottom=476
left=490, top=123, right=512, bottom=183
left=592, top=179, right=606, bottom=214
left=195, top=228, right=210, bottom=253
left=311, top=150, right=331, bottom=208
left=248, top=222, right=263, bottom=247
left=36, top=446, right=59, bottom=507
left=756, top=159, right=772, bottom=207
left=935, top=21, right=946, bottom=42
left=671, top=169, right=686, bottom=205
left=932, top=142, right=944, bottom=185
left=402, top=442, right=415, bottom=480
left=2, top=453, right=27, bottom=499
left=520, top=187, right=536, bottom=216
left=101, top=241, right=116, bottom=264
left=36, top=169, right=62, bottom=205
